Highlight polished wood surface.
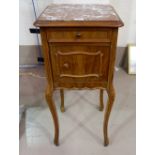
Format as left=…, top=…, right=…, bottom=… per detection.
left=46, top=28, right=112, bottom=42
left=45, top=85, right=59, bottom=145
left=50, top=44, right=110, bottom=89
left=34, top=4, right=123, bottom=146
left=99, top=89, right=104, bottom=111
left=60, top=89, right=65, bottom=112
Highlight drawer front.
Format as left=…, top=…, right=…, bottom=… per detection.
left=50, top=44, right=111, bottom=88
left=46, top=28, right=112, bottom=42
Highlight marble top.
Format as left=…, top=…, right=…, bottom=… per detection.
left=34, top=4, right=124, bottom=27
left=38, top=4, right=120, bottom=21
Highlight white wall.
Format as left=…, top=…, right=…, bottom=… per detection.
left=19, top=0, right=135, bottom=46
left=110, top=0, right=136, bottom=46
left=19, top=0, right=36, bottom=45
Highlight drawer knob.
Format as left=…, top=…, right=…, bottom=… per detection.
left=76, top=32, right=82, bottom=38
left=63, top=63, right=69, bottom=68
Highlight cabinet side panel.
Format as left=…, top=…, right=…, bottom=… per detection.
left=107, top=28, right=118, bottom=90
left=40, top=28, right=53, bottom=87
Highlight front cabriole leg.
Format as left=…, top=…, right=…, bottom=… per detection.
left=45, top=85, right=59, bottom=146
left=103, top=85, right=115, bottom=146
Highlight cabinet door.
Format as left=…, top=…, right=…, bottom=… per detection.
left=50, top=44, right=111, bottom=89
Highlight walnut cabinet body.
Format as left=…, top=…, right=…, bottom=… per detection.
left=34, top=4, right=124, bottom=146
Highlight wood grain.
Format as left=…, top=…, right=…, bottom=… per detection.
left=45, top=86, right=59, bottom=146
left=46, top=28, right=112, bottom=42
left=99, top=89, right=104, bottom=111
left=60, top=89, right=65, bottom=112
left=50, top=44, right=110, bottom=89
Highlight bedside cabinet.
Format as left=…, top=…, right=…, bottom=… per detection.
left=34, top=4, right=124, bottom=146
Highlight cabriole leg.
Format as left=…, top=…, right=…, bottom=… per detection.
left=60, top=89, right=65, bottom=112
left=99, top=89, right=104, bottom=111
left=103, top=86, right=115, bottom=146
left=45, top=86, right=59, bottom=146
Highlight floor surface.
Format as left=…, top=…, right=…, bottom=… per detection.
left=19, top=67, right=136, bottom=155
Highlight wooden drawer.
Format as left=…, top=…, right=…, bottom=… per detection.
left=50, top=44, right=111, bottom=88
left=46, top=28, right=112, bottom=43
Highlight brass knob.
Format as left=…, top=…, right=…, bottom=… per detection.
left=76, top=32, right=82, bottom=38
left=63, top=63, right=69, bottom=68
